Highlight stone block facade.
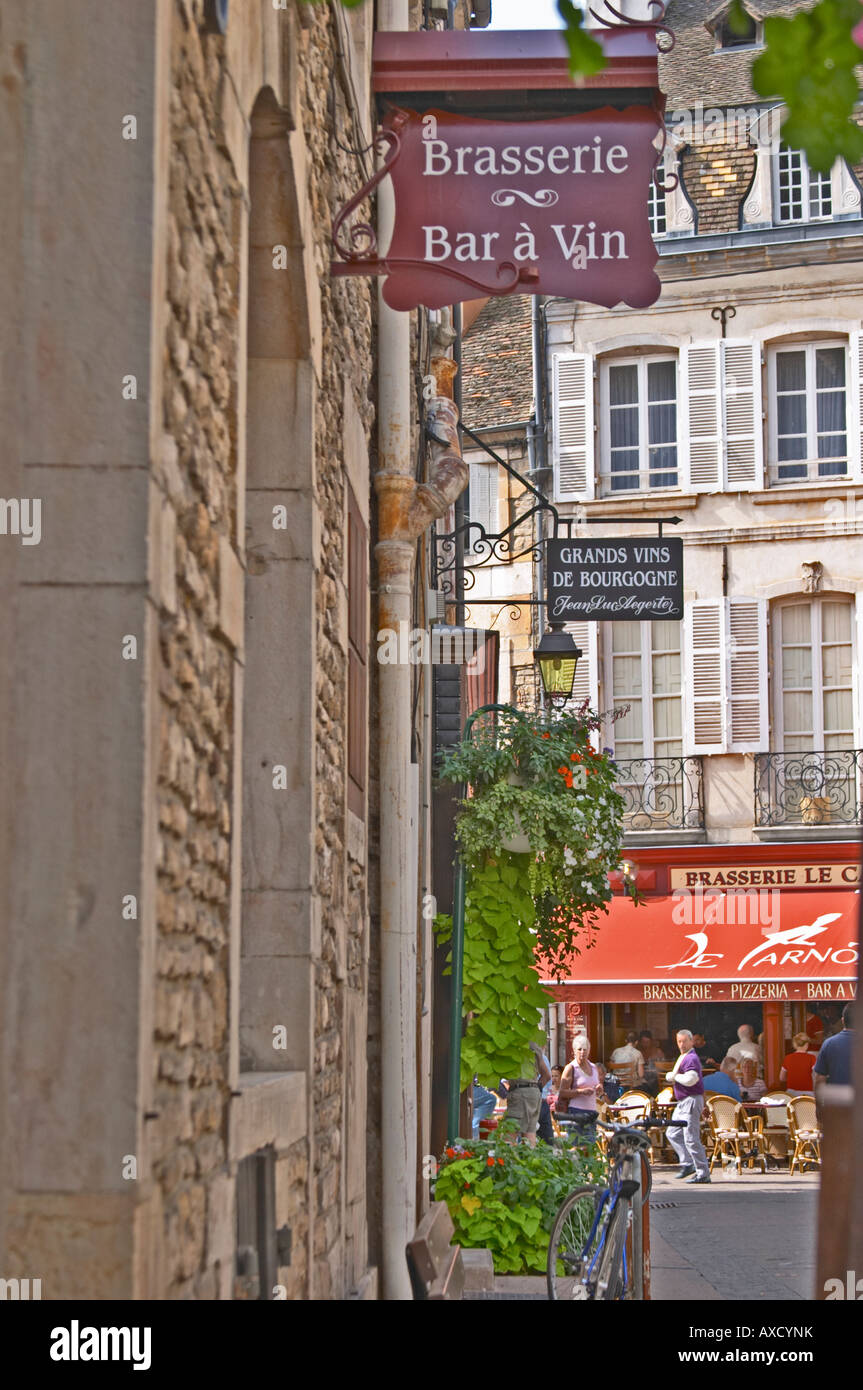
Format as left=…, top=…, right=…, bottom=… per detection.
left=1, top=0, right=383, bottom=1301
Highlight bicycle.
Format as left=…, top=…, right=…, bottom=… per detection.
left=546, top=1119, right=654, bottom=1301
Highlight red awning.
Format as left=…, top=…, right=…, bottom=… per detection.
left=539, top=891, right=860, bottom=1004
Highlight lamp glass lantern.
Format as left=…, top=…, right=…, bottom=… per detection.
left=534, top=627, right=582, bottom=705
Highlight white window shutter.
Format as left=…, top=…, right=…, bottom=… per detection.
left=680, top=343, right=723, bottom=492
left=467, top=461, right=497, bottom=548
left=726, top=598, right=769, bottom=751
left=848, top=331, right=863, bottom=483
left=552, top=353, right=595, bottom=501
left=565, top=619, right=600, bottom=747
left=722, top=341, right=764, bottom=490
left=855, top=592, right=863, bottom=745
left=683, top=600, right=726, bottom=754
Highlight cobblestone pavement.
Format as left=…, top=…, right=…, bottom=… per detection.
left=648, top=1166, right=820, bottom=1301
left=467, top=1165, right=820, bottom=1301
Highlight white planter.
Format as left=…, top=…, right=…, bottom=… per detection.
left=500, top=772, right=531, bottom=854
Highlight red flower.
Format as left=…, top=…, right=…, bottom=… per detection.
left=542, top=732, right=550, bottom=739
left=570, top=752, right=581, bottom=762
left=464, top=1181, right=471, bottom=1188
left=445, top=1147, right=456, bottom=1159
left=486, top=1156, right=495, bottom=1167
left=497, top=1157, right=504, bottom=1166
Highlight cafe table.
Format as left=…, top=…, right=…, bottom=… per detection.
left=740, top=1099, right=790, bottom=1166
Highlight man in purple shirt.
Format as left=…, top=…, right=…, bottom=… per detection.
left=665, top=1028, right=711, bottom=1184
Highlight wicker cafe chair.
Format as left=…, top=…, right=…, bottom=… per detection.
left=735, top=1104, right=769, bottom=1173
left=649, top=1088, right=676, bottom=1163
left=788, top=1096, right=822, bottom=1175
left=609, top=1090, right=654, bottom=1157
left=761, top=1091, right=793, bottom=1166
left=705, top=1096, right=760, bottom=1174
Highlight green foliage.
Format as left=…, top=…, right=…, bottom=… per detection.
left=437, top=707, right=631, bottom=975
left=752, top=0, right=863, bottom=172
left=557, top=0, right=607, bottom=81
left=434, top=1131, right=607, bottom=1274
left=437, top=856, right=551, bottom=1087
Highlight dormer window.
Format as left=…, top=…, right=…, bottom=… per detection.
left=709, top=4, right=761, bottom=52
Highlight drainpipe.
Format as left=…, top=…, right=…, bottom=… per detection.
left=377, top=358, right=467, bottom=1299
left=376, top=0, right=469, bottom=1294
left=528, top=296, right=551, bottom=706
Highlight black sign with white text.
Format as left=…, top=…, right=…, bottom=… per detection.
left=546, top=537, right=684, bottom=622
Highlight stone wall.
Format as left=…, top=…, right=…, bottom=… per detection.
left=152, top=0, right=375, bottom=1298
left=298, top=9, right=375, bottom=1300
left=151, top=0, right=244, bottom=1300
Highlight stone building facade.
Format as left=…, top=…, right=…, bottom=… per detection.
left=0, top=0, right=390, bottom=1301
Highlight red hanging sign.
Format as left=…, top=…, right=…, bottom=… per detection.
left=332, top=105, right=664, bottom=312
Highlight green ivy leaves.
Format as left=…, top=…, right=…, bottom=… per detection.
left=436, top=854, right=550, bottom=1088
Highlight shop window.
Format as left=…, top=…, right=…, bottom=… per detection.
left=767, top=341, right=849, bottom=484
left=774, top=147, right=832, bottom=224
left=600, top=355, right=679, bottom=494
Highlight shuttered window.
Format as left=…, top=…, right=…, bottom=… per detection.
left=600, top=356, right=678, bottom=494
left=347, top=484, right=368, bottom=820
left=774, top=598, right=855, bottom=752
left=606, top=620, right=682, bottom=760
left=767, top=341, right=849, bottom=484
left=552, top=353, right=595, bottom=501
left=683, top=597, right=768, bottom=754
left=562, top=619, right=599, bottom=746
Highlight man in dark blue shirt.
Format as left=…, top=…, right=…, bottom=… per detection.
left=813, top=1002, right=854, bottom=1093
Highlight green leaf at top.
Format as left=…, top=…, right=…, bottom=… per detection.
left=751, top=0, right=863, bottom=172
left=557, top=0, right=606, bottom=81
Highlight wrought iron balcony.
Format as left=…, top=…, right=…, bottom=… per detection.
left=754, top=749, right=863, bottom=827
left=614, top=757, right=704, bottom=832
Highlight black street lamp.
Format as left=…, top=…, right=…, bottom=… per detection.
left=534, top=626, right=582, bottom=706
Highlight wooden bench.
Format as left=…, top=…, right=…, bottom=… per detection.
left=406, top=1201, right=465, bottom=1300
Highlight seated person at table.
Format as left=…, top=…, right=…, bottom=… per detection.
left=779, top=1032, right=816, bottom=1096
left=692, top=1031, right=720, bottom=1070
left=726, top=1024, right=763, bottom=1075
left=636, top=1031, right=663, bottom=1094
left=703, top=1057, right=741, bottom=1101
left=738, top=1056, right=767, bottom=1102
left=608, top=1031, right=645, bottom=1090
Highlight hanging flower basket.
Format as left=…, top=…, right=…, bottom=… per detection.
left=434, top=703, right=634, bottom=1087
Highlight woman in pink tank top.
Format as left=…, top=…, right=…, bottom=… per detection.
left=558, top=1037, right=602, bottom=1127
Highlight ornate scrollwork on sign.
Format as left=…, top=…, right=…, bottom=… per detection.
left=652, top=123, right=679, bottom=193
left=490, top=188, right=560, bottom=208
left=331, top=124, right=405, bottom=265
left=588, top=0, right=675, bottom=53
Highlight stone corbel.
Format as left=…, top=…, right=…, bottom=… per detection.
left=801, top=560, right=823, bottom=594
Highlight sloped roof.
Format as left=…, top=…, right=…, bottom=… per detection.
left=660, top=0, right=816, bottom=109
left=460, top=293, right=533, bottom=430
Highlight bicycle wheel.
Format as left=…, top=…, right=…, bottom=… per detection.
left=594, top=1199, right=629, bottom=1300
left=546, top=1186, right=604, bottom=1301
